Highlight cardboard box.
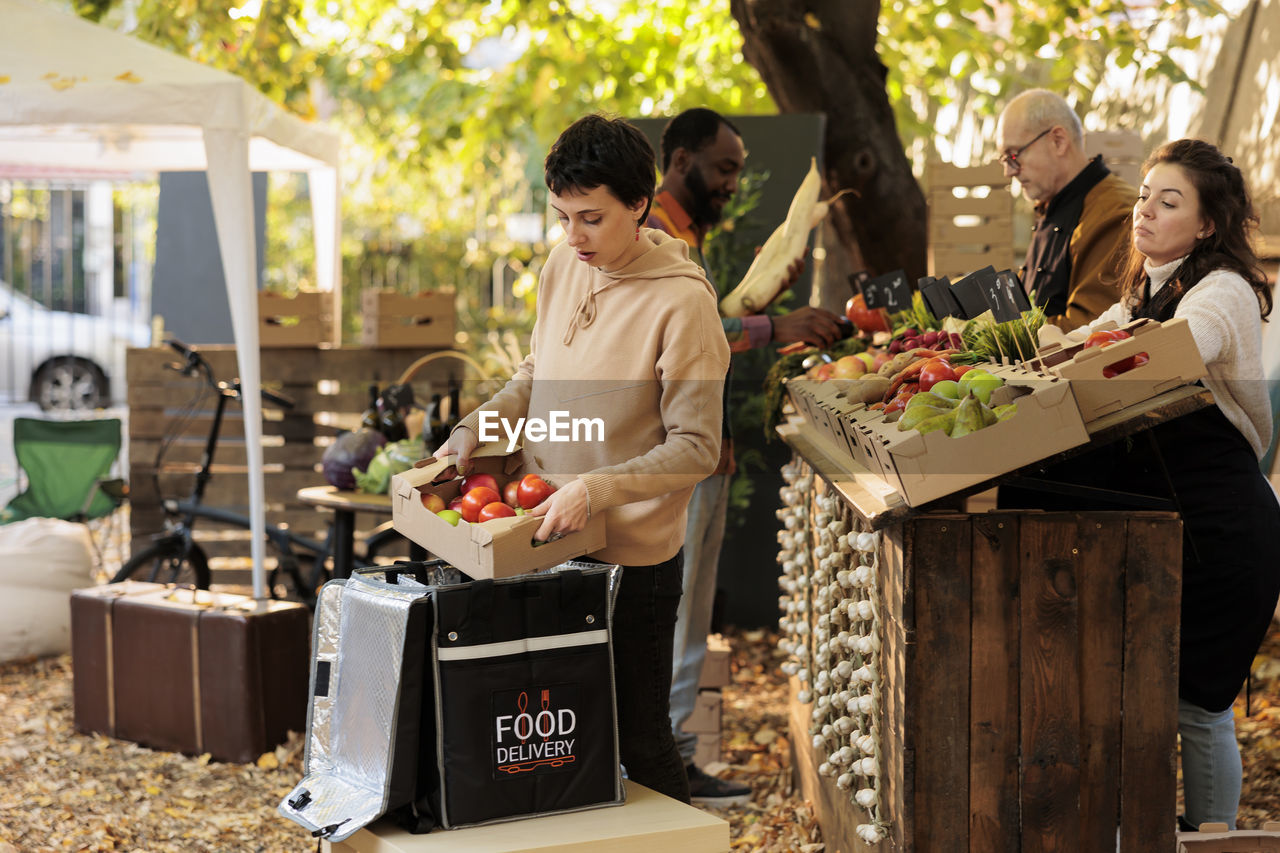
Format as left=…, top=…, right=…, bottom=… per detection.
left=1177, top=824, right=1280, bottom=852
left=698, top=633, right=731, bottom=689
left=258, top=291, right=334, bottom=347
left=391, top=444, right=607, bottom=580
left=1031, top=317, right=1208, bottom=421
left=859, top=364, right=1090, bottom=506
left=360, top=289, right=456, bottom=349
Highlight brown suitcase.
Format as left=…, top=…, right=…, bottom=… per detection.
left=70, top=583, right=310, bottom=763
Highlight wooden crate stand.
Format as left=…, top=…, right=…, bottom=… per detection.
left=781, top=462, right=1182, bottom=851
left=360, top=289, right=456, bottom=349
left=258, top=291, right=335, bottom=347
left=927, top=161, right=1018, bottom=282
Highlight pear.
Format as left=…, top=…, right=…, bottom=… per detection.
left=905, top=390, right=960, bottom=411
left=948, top=393, right=988, bottom=438
left=897, top=403, right=954, bottom=431
left=993, top=403, right=1018, bottom=422
left=916, top=411, right=956, bottom=435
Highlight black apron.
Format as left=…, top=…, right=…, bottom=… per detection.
left=1000, top=281, right=1280, bottom=712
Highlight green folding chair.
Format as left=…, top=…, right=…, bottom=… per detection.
left=1, top=417, right=126, bottom=529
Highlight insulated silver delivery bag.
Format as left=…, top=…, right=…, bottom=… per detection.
left=279, top=560, right=624, bottom=841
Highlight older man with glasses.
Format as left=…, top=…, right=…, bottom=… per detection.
left=996, top=89, right=1137, bottom=327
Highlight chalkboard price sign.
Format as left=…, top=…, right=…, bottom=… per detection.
left=860, top=269, right=912, bottom=312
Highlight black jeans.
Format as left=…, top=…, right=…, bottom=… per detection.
left=606, top=552, right=690, bottom=803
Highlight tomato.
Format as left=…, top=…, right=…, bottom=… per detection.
left=1102, top=351, right=1149, bottom=378
left=1083, top=329, right=1133, bottom=349
left=461, top=472, right=500, bottom=495
left=478, top=501, right=517, bottom=522
left=460, top=486, right=502, bottom=523
left=952, top=364, right=973, bottom=378
left=420, top=490, right=445, bottom=513
left=844, top=293, right=890, bottom=333
left=917, top=357, right=957, bottom=392
left=516, top=474, right=556, bottom=510
left=503, top=480, right=521, bottom=508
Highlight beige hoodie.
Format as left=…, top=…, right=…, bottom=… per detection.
left=458, top=229, right=730, bottom=565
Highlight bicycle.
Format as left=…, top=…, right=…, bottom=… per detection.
left=111, top=339, right=363, bottom=605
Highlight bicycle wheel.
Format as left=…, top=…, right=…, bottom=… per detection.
left=113, top=541, right=212, bottom=588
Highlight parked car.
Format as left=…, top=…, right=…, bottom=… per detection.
left=0, top=279, right=150, bottom=411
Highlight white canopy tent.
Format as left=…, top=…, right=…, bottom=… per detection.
left=0, top=0, right=342, bottom=598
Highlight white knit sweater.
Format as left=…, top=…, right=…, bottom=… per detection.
left=1088, top=257, right=1272, bottom=458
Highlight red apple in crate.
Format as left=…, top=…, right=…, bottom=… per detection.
left=460, top=472, right=500, bottom=495
left=831, top=355, right=867, bottom=380
left=517, top=474, right=556, bottom=510
left=419, top=490, right=446, bottom=513
left=478, top=501, right=517, bottom=522
left=447, top=495, right=465, bottom=514
left=503, top=479, right=521, bottom=508
left=460, top=486, right=502, bottom=523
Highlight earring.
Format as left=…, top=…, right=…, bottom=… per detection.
left=635, top=222, right=640, bottom=242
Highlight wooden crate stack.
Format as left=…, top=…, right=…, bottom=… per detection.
left=926, top=162, right=1017, bottom=281
left=258, top=292, right=337, bottom=347
left=1086, top=129, right=1143, bottom=189
left=125, top=345, right=459, bottom=576
left=360, top=289, right=456, bottom=349
left=688, top=633, right=732, bottom=768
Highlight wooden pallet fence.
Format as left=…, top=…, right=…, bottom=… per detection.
left=1086, top=130, right=1143, bottom=189
left=126, top=346, right=461, bottom=564
left=789, top=504, right=1182, bottom=852
left=926, top=161, right=1018, bottom=282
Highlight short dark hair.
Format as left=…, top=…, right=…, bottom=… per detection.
left=659, top=108, right=742, bottom=172
left=544, top=114, right=656, bottom=221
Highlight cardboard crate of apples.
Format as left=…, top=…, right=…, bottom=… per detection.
left=391, top=444, right=606, bottom=580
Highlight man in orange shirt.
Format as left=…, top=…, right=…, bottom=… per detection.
left=648, top=108, right=843, bottom=806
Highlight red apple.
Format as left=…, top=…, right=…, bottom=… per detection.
left=478, top=501, right=517, bottom=522
left=460, top=486, right=502, bottom=523
left=461, top=472, right=500, bottom=495
left=420, top=491, right=445, bottom=513
left=447, top=495, right=465, bottom=514
left=516, top=474, right=555, bottom=510
left=503, top=479, right=521, bottom=508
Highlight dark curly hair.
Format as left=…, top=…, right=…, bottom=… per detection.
left=1118, top=138, right=1271, bottom=319
left=659, top=108, right=742, bottom=172
left=544, top=114, right=656, bottom=222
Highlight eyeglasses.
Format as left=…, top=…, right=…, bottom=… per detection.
left=999, top=127, right=1053, bottom=172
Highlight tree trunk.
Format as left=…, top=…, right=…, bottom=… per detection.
left=731, top=0, right=928, bottom=283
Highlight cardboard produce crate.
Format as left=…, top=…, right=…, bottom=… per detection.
left=391, top=444, right=606, bottom=579
left=360, top=289, right=456, bottom=349
left=858, top=364, right=1089, bottom=506
left=258, top=291, right=335, bottom=347
left=1031, top=317, right=1208, bottom=421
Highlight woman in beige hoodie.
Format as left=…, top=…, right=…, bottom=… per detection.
left=435, top=115, right=730, bottom=803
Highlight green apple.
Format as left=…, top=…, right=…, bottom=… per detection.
left=436, top=509, right=462, bottom=526
left=855, top=352, right=877, bottom=371
left=965, top=373, right=1005, bottom=405
left=930, top=379, right=961, bottom=400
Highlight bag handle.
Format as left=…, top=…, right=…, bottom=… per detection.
left=456, top=577, right=495, bottom=644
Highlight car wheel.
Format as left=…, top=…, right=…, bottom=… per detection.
left=31, top=357, right=108, bottom=411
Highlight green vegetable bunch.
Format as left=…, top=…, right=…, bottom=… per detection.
left=354, top=438, right=427, bottom=494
